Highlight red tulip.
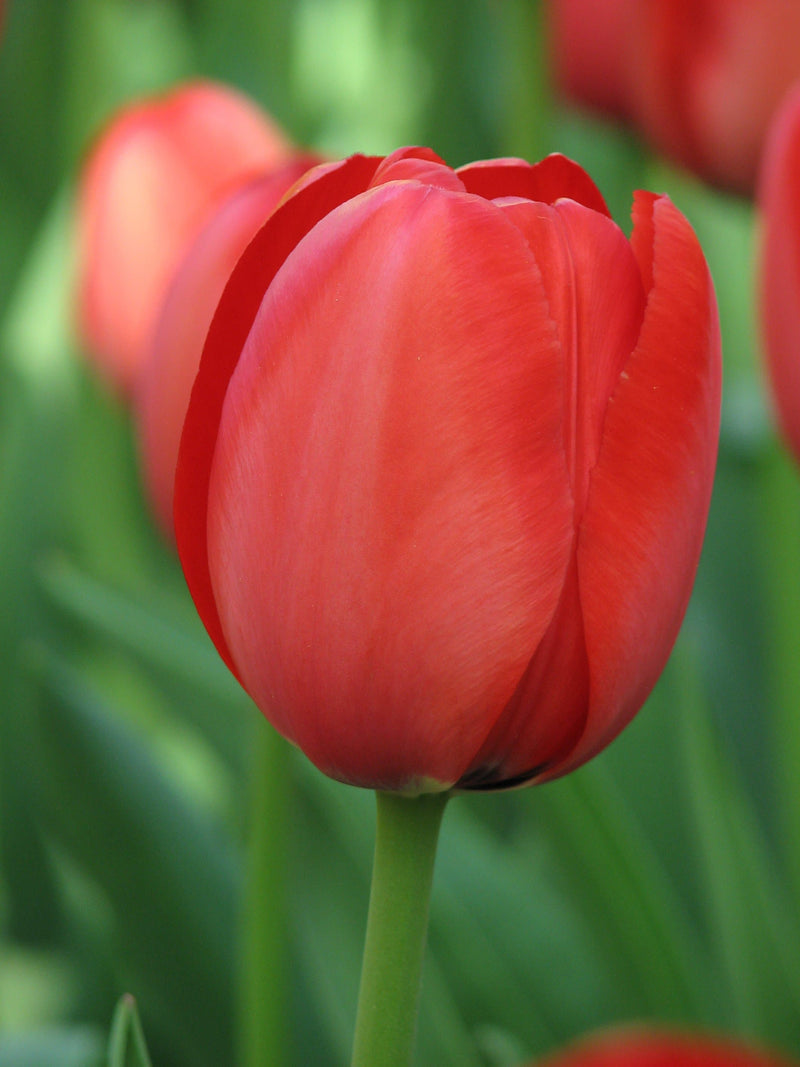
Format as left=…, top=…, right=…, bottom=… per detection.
left=174, top=146, right=721, bottom=794
left=759, top=83, right=800, bottom=464
left=550, top=0, right=800, bottom=195
left=76, top=80, right=295, bottom=396
left=135, top=154, right=321, bottom=539
left=535, top=1027, right=796, bottom=1067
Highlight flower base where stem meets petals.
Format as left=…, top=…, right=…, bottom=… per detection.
left=351, top=789, right=449, bottom=1067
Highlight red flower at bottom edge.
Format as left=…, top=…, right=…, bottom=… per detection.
left=535, top=1027, right=797, bottom=1067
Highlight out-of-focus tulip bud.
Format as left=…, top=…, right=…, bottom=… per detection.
left=534, top=1027, right=796, bottom=1067
left=135, top=154, right=322, bottom=540
left=550, top=0, right=800, bottom=195
left=174, top=146, right=721, bottom=795
left=549, top=0, right=632, bottom=121
left=759, top=83, right=800, bottom=463
left=75, top=80, right=295, bottom=396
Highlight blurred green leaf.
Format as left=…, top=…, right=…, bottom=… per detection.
left=474, top=1025, right=529, bottom=1067
left=0, top=947, right=84, bottom=1034
left=64, top=368, right=177, bottom=589
left=433, top=800, right=606, bottom=1051
left=293, top=0, right=429, bottom=156
left=0, top=188, right=79, bottom=943
left=61, top=0, right=194, bottom=162
left=0, top=1027, right=104, bottom=1067
left=40, top=555, right=249, bottom=770
left=678, top=647, right=800, bottom=1052
left=188, top=0, right=297, bottom=128
left=0, top=188, right=76, bottom=398
left=296, top=763, right=613, bottom=1061
left=29, top=653, right=240, bottom=1067
left=530, top=758, right=711, bottom=1024
left=107, top=995, right=152, bottom=1067
left=0, top=2, right=74, bottom=312
left=495, top=0, right=551, bottom=162
left=405, top=0, right=500, bottom=164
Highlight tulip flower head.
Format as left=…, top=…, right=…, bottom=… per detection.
left=535, top=1027, right=797, bottom=1067
left=135, top=154, right=321, bottom=540
left=76, top=80, right=295, bottom=396
left=175, top=147, right=721, bottom=795
left=759, top=83, right=800, bottom=465
left=550, top=0, right=800, bottom=195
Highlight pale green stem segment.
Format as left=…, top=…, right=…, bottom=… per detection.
left=350, top=790, right=449, bottom=1067
left=761, top=443, right=800, bottom=895
left=239, top=720, right=289, bottom=1067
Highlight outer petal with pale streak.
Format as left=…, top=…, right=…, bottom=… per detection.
left=205, top=180, right=574, bottom=791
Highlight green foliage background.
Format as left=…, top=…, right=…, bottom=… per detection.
left=1, top=1, right=800, bottom=1065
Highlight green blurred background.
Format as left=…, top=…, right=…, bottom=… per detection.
left=2, top=1, right=800, bottom=1065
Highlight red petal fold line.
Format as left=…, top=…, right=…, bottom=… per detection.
left=497, top=196, right=645, bottom=515
left=174, top=153, right=382, bottom=678
left=461, top=555, right=589, bottom=788
left=564, top=193, right=721, bottom=778
left=465, top=197, right=645, bottom=785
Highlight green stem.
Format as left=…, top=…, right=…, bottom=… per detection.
left=238, top=719, right=290, bottom=1067
left=351, top=790, right=449, bottom=1067
left=760, top=442, right=800, bottom=895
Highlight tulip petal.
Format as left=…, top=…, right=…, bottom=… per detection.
left=459, top=557, right=589, bottom=788
left=759, top=84, right=800, bottom=463
left=369, top=146, right=467, bottom=192
left=497, top=197, right=645, bottom=511
left=136, top=157, right=319, bottom=539
left=631, top=1, right=800, bottom=194
left=538, top=1026, right=795, bottom=1067
left=561, top=192, right=720, bottom=778
left=458, top=154, right=610, bottom=216
left=174, top=154, right=382, bottom=678
left=462, top=197, right=646, bottom=786
left=548, top=0, right=633, bottom=120
left=205, top=181, right=574, bottom=791
left=77, top=80, right=294, bottom=395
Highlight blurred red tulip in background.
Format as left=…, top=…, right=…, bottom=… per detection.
left=135, top=154, right=321, bottom=540
left=75, top=80, right=295, bottom=396
left=535, top=1026, right=797, bottom=1067
left=548, top=0, right=632, bottom=122
left=759, top=83, right=800, bottom=466
left=550, top=0, right=800, bottom=195
left=174, top=146, right=721, bottom=795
